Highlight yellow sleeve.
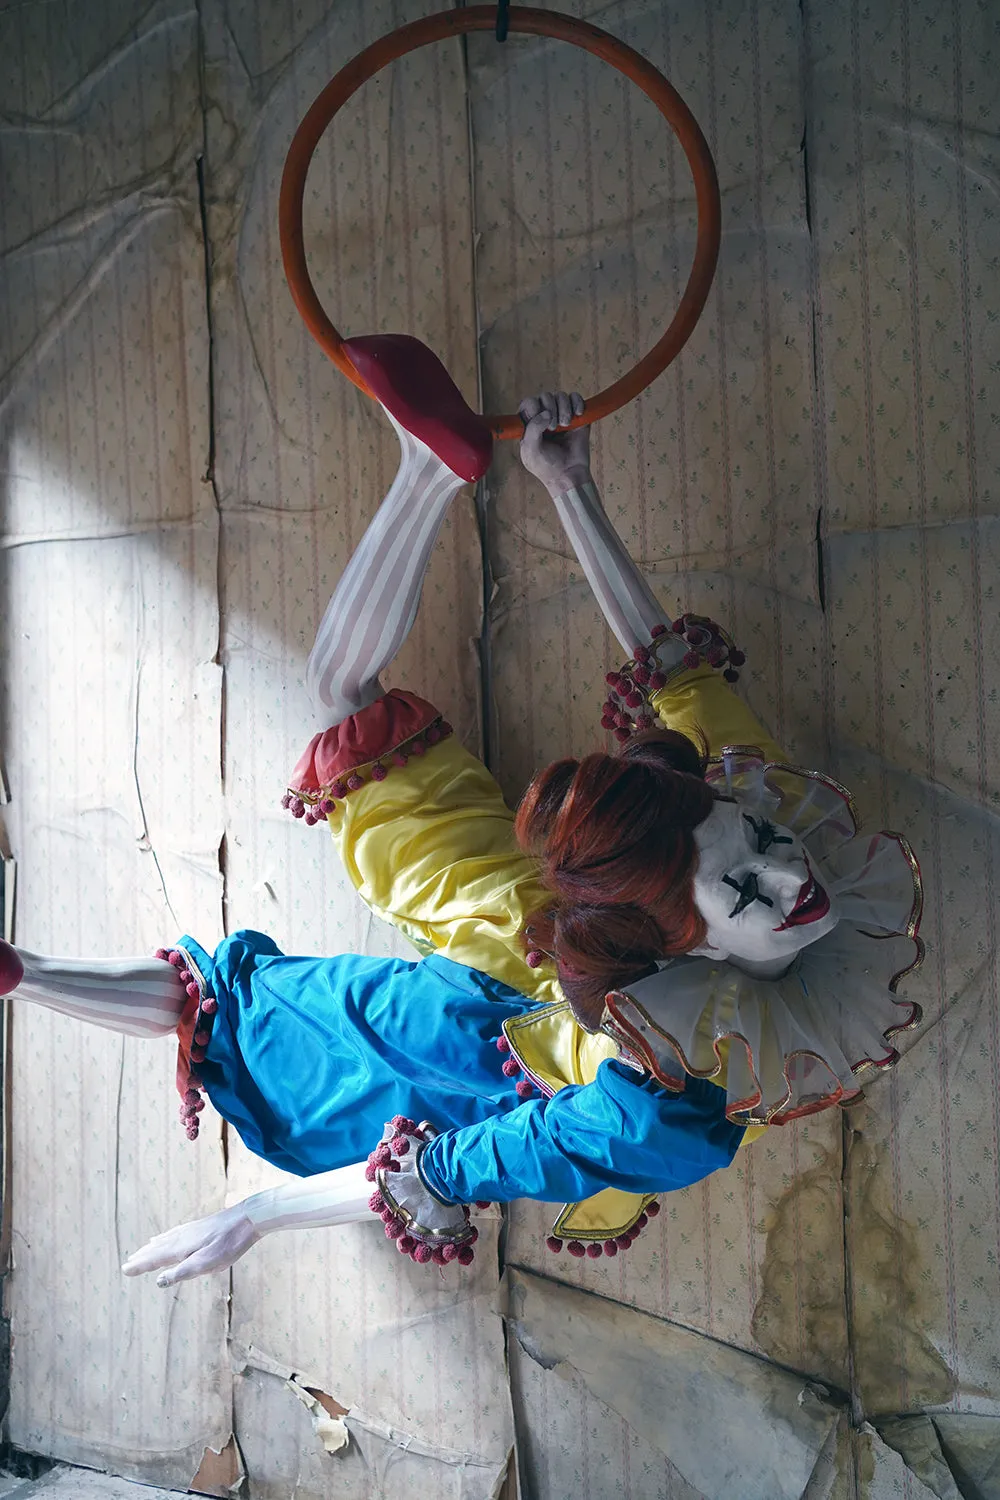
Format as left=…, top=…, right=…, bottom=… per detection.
left=324, top=737, right=558, bottom=1006
left=649, top=663, right=786, bottom=764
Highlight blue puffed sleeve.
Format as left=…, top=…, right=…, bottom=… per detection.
left=418, top=1059, right=744, bottom=1205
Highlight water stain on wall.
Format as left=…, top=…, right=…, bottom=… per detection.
left=751, top=1120, right=956, bottom=1418
left=751, top=1148, right=851, bottom=1392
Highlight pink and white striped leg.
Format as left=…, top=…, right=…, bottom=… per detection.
left=2, top=944, right=185, bottom=1038
left=305, top=409, right=467, bottom=728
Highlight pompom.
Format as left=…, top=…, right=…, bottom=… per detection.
left=646, top=1200, right=661, bottom=1217
left=601, top=713, right=616, bottom=730
left=346, top=774, right=364, bottom=791
left=636, top=714, right=654, bottom=730
left=426, top=724, right=442, bottom=745
left=371, top=763, right=388, bottom=781
left=280, top=793, right=293, bottom=810
left=409, top=738, right=425, bottom=757
left=154, top=948, right=170, bottom=962
left=723, top=668, right=740, bottom=683
left=318, top=798, right=336, bottom=815
left=682, top=650, right=701, bottom=670
left=184, top=1088, right=201, bottom=1104
left=633, top=644, right=650, bottom=663
left=330, top=780, right=347, bottom=799
left=412, top=1242, right=433, bottom=1264
left=586, top=1243, right=603, bottom=1259
left=168, top=951, right=184, bottom=968
left=525, top=949, right=544, bottom=968
left=373, top=1142, right=391, bottom=1167
left=648, top=671, right=667, bottom=690
left=729, top=649, right=746, bottom=667
left=178, top=968, right=192, bottom=985
left=392, top=751, right=408, bottom=767
left=466, top=1227, right=479, bottom=1245
left=613, top=727, right=631, bottom=743
left=397, top=1235, right=416, bottom=1255
left=186, top=981, right=201, bottom=999
left=567, top=1241, right=586, bottom=1258
left=625, top=691, right=643, bottom=709
left=303, top=810, right=319, bottom=826
left=671, top=617, right=687, bottom=634
left=290, top=798, right=305, bottom=819
left=201, top=996, right=218, bottom=1016
left=432, top=1246, right=448, bottom=1265
left=515, top=1080, right=534, bottom=1100
left=635, top=1213, right=648, bottom=1231
left=364, top=1162, right=377, bottom=1182
left=650, top=623, right=668, bottom=637
left=440, top=1243, right=458, bottom=1263
left=501, top=1057, right=520, bottom=1078
left=475, top=1201, right=492, bottom=1209
left=495, top=1035, right=510, bottom=1053
left=384, top=1216, right=405, bottom=1239
left=603, top=1240, right=619, bottom=1257
left=605, top=671, right=622, bottom=688
left=194, top=1029, right=210, bottom=1048
left=392, top=1116, right=416, bottom=1133
left=186, top=1123, right=200, bottom=1141
left=390, top=1134, right=410, bottom=1157
left=190, top=1045, right=206, bottom=1063
left=546, top=1236, right=563, bottom=1254
left=706, top=647, right=727, bottom=668
left=368, top=1190, right=386, bottom=1215
left=456, top=1245, right=475, bottom=1266
left=615, top=1232, right=633, bottom=1249
left=632, top=664, right=651, bottom=685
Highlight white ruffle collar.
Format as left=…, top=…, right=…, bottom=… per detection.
left=601, top=748, right=924, bottom=1124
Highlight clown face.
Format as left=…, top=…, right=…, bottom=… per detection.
left=690, top=798, right=840, bottom=974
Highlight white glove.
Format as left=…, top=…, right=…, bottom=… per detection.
left=123, top=1160, right=373, bottom=1287
left=122, top=1204, right=259, bottom=1287
left=518, top=391, right=591, bottom=495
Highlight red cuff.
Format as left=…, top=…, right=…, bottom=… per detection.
left=285, top=689, right=452, bottom=818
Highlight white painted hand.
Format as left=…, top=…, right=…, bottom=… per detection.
left=122, top=1205, right=260, bottom=1287
left=518, top=391, right=590, bottom=494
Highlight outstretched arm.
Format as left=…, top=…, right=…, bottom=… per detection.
left=122, top=1160, right=373, bottom=1286
left=519, top=392, right=687, bottom=664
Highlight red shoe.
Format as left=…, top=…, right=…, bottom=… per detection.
left=343, top=334, right=493, bottom=484
left=0, top=940, right=23, bottom=996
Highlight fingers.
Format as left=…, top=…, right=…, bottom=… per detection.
left=519, top=391, right=585, bottom=429
left=122, top=1237, right=191, bottom=1277
left=521, top=411, right=554, bottom=451
left=155, top=1245, right=224, bottom=1288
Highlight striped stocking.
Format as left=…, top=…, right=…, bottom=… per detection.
left=306, top=409, right=467, bottom=727
left=10, top=948, right=185, bottom=1038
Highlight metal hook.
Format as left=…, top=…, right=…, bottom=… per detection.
left=496, top=0, right=510, bottom=42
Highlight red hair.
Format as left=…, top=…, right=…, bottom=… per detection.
left=515, top=729, right=715, bottom=1030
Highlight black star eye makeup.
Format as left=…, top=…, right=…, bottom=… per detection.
left=722, top=872, right=774, bottom=919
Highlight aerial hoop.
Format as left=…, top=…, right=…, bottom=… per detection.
left=279, top=6, right=721, bottom=440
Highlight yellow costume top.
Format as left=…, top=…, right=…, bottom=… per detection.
left=285, top=651, right=778, bottom=1242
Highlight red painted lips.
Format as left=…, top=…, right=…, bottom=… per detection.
left=774, top=867, right=831, bottom=930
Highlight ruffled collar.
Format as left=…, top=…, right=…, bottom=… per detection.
left=600, top=747, right=924, bottom=1124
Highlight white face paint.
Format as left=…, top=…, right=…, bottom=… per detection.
left=691, top=799, right=840, bottom=972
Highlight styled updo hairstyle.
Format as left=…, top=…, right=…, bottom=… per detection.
left=514, top=729, right=715, bottom=1031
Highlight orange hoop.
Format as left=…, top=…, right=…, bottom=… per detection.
left=279, top=6, right=721, bottom=440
